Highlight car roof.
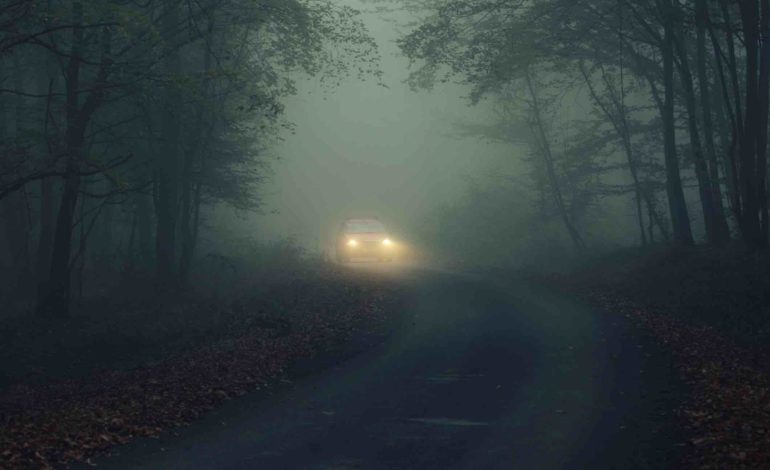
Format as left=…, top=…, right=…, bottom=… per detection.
left=343, top=218, right=386, bottom=232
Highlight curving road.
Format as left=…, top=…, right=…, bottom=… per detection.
left=94, top=267, right=684, bottom=469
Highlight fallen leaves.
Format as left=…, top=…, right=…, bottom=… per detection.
left=0, top=270, right=400, bottom=469
left=547, top=273, right=770, bottom=470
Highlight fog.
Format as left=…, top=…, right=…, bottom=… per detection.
left=223, top=2, right=513, bottom=254
left=6, top=0, right=745, bottom=293
left=4, top=1, right=770, bottom=468
left=209, top=2, right=658, bottom=266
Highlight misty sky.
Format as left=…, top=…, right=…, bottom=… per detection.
left=223, top=1, right=512, bottom=252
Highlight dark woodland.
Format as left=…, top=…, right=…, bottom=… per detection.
left=1, top=0, right=770, bottom=468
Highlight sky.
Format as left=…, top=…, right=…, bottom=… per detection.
left=218, top=1, right=512, bottom=253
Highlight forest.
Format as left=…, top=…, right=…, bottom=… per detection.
left=3, top=0, right=769, bottom=314
left=386, top=0, right=770, bottom=266
left=0, top=0, right=380, bottom=316
left=2, top=0, right=770, bottom=468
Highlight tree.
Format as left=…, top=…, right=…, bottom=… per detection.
left=37, top=2, right=114, bottom=317
left=389, top=0, right=769, bottom=248
left=0, top=0, right=381, bottom=315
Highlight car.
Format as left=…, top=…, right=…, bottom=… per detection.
left=336, top=218, right=396, bottom=263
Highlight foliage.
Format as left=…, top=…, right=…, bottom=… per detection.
left=0, top=0, right=382, bottom=306
left=378, top=0, right=769, bottom=254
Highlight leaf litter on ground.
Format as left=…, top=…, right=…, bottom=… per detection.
left=545, top=270, right=770, bottom=470
left=0, top=268, right=401, bottom=469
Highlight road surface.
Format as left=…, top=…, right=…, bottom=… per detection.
left=94, top=267, right=684, bottom=469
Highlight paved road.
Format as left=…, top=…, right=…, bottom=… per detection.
left=96, top=268, right=684, bottom=469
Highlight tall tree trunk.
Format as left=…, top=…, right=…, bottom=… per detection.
left=696, top=0, right=731, bottom=241
left=37, top=76, right=55, bottom=284
left=180, top=11, right=215, bottom=286
left=525, top=69, right=585, bottom=252
left=737, top=0, right=764, bottom=247
left=673, top=23, right=730, bottom=244
left=646, top=187, right=670, bottom=242
left=720, top=0, right=745, bottom=133
left=579, top=62, right=647, bottom=245
left=92, top=178, right=114, bottom=271
left=37, top=176, right=54, bottom=283
left=0, top=63, right=11, bottom=296
left=74, top=179, right=89, bottom=302
left=36, top=2, right=86, bottom=317
left=717, top=0, right=749, bottom=227
left=621, top=52, right=672, bottom=243
left=36, top=11, right=59, bottom=284
left=615, top=3, right=647, bottom=245
left=757, top=0, right=770, bottom=241
left=178, top=156, right=195, bottom=286
left=660, top=0, right=694, bottom=246
left=37, top=4, right=111, bottom=317
left=155, top=0, right=182, bottom=285
left=708, top=18, right=742, bottom=219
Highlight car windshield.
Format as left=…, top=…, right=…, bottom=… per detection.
left=345, top=219, right=386, bottom=233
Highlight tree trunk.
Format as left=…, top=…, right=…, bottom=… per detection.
left=737, top=0, right=764, bottom=247
left=720, top=0, right=745, bottom=134
left=136, top=191, right=154, bottom=268
left=708, top=19, right=742, bottom=219
left=37, top=176, right=54, bottom=283
left=36, top=77, right=55, bottom=285
left=180, top=11, right=215, bottom=286
left=525, top=69, right=585, bottom=252
left=757, top=0, right=770, bottom=241
left=37, top=141, right=82, bottom=317
left=125, top=197, right=138, bottom=273
left=579, top=62, right=647, bottom=245
left=673, top=23, right=730, bottom=244
left=37, top=3, right=111, bottom=317
left=155, top=0, right=182, bottom=285
left=36, top=18, right=59, bottom=284
left=178, top=156, right=195, bottom=286
left=696, top=0, right=730, bottom=242
left=646, top=187, right=670, bottom=242
left=660, top=0, right=694, bottom=246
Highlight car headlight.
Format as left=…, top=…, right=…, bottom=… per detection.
left=347, top=239, right=358, bottom=247
left=382, top=238, right=393, bottom=246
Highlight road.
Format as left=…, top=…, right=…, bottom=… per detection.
left=95, top=267, right=684, bottom=469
